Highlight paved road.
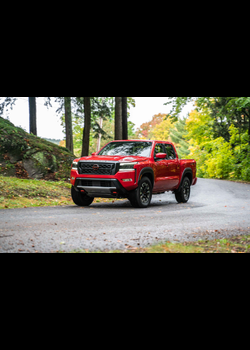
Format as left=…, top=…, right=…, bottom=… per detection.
left=1, top=178, right=250, bottom=252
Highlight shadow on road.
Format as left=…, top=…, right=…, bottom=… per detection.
left=64, top=199, right=205, bottom=211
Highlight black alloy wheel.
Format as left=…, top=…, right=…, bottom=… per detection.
left=175, top=176, right=191, bottom=203
left=140, top=181, right=151, bottom=205
left=129, top=176, right=152, bottom=208
left=182, top=178, right=190, bottom=202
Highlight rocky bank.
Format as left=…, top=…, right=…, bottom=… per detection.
left=0, top=117, right=75, bottom=181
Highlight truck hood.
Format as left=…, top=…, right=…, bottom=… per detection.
left=75, top=155, right=149, bottom=163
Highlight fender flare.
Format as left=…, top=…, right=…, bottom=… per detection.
left=138, top=167, right=155, bottom=186
left=178, top=168, right=193, bottom=190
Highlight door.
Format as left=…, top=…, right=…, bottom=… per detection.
left=164, top=144, right=180, bottom=190
left=153, top=143, right=169, bottom=192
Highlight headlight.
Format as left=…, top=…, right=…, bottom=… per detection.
left=119, top=162, right=138, bottom=171
left=71, top=161, right=78, bottom=170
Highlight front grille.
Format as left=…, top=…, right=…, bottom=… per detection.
left=80, top=180, right=112, bottom=187
left=78, top=162, right=115, bottom=175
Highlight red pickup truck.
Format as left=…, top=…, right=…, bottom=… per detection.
left=70, top=140, right=197, bottom=208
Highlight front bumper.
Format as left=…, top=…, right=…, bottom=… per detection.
left=73, top=177, right=132, bottom=198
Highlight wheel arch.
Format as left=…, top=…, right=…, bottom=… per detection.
left=138, top=167, right=154, bottom=187
left=179, top=168, right=193, bottom=189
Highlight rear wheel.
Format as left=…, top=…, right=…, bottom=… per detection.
left=175, top=177, right=190, bottom=203
left=71, top=186, right=94, bottom=206
left=129, top=176, right=152, bottom=208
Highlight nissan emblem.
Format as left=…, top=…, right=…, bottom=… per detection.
left=93, top=164, right=99, bottom=170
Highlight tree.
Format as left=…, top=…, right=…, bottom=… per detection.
left=0, top=97, right=17, bottom=115
left=28, top=97, right=37, bottom=135
left=115, top=97, right=122, bottom=140
left=64, top=97, right=73, bottom=153
left=81, top=97, right=91, bottom=156
left=122, top=97, right=128, bottom=139
left=150, top=116, right=172, bottom=141
left=58, top=97, right=135, bottom=155
left=45, top=97, right=74, bottom=153
left=135, top=113, right=166, bottom=139
left=128, top=120, right=136, bottom=139
left=169, top=118, right=190, bottom=159
left=165, top=97, right=250, bottom=144
left=0, top=97, right=38, bottom=136
left=226, top=97, right=250, bottom=145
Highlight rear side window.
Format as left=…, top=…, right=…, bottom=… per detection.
left=165, top=144, right=176, bottom=159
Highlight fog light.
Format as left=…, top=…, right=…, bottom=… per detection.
left=122, top=178, right=132, bottom=182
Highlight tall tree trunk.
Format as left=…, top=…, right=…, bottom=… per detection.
left=122, top=97, right=128, bottom=140
left=115, top=97, right=122, bottom=140
left=96, top=97, right=104, bottom=152
left=28, top=97, right=37, bottom=135
left=82, top=97, right=91, bottom=156
left=64, top=97, right=73, bottom=153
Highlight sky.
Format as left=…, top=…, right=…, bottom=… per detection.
left=1, top=97, right=195, bottom=140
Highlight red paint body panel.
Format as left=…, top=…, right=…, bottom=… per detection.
left=70, top=140, right=197, bottom=196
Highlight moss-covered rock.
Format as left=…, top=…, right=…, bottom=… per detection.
left=0, top=116, right=75, bottom=181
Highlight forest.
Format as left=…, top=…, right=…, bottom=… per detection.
left=144, top=97, right=250, bottom=182
left=1, top=96, right=250, bottom=182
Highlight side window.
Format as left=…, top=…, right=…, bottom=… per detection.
left=154, top=143, right=166, bottom=157
left=165, top=144, right=176, bottom=159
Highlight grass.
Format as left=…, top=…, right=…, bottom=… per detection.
left=138, top=235, right=250, bottom=253
left=0, top=175, right=123, bottom=209
left=72, top=234, right=250, bottom=253
left=0, top=175, right=72, bottom=209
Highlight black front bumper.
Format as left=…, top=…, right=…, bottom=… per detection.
left=74, top=178, right=130, bottom=198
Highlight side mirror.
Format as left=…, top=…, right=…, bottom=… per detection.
left=155, top=153, right=167, bottom=159
left=92, top=152, right=97, bottom=156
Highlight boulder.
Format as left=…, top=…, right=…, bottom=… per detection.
left=0, top=116, right=75, bottom=181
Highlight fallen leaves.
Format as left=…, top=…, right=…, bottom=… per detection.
left=126, top=245, right=137, bottom=250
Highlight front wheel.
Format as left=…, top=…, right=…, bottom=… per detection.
left=71, top=186, right=94, bottom=206
left=129, top=176, right=152, bottom=208
left=175, top=177, right=190, bottom=203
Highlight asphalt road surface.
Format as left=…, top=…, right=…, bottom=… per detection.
left=1, top=178, right=250, bottom=252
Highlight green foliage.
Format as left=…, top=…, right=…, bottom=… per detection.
left=202, top=138, right=234, bottom=179
left=128, top=120, right=136, bottom=139
left=164, top=97, right=193, bottom=120
left=169, top=118, right=190, bottom=159
left=185, top=107, right=250, bottom=181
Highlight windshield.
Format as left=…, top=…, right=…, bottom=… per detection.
left=98, top=141, right=152, bottom=157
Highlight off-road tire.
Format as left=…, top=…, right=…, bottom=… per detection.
left=71, top=186, right=94, bottom=206
left=175, top=177, right=190, bottom=203
left=128, top=176, right=152, bottom=208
